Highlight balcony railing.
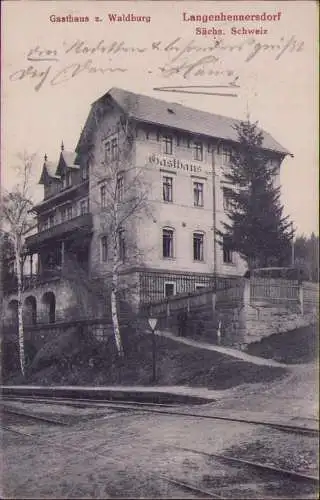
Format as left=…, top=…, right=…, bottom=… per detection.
left=26, top=213, right=93, bottom=249
left=3, top=269, right=62, bottom=294
left=34, top=180, right=89, bottom=210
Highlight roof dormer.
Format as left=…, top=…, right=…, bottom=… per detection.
left=56, top=142, right=79, bottom=177
left=38, top=154, right=60, bottom=185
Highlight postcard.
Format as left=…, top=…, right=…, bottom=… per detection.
left=1, top=1, right=318, bottom=499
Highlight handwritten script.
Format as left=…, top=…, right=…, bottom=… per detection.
left=9, top=35, right=304, bottom=93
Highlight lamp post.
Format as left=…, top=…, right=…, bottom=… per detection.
left=148, top=317, right=158, bottom=384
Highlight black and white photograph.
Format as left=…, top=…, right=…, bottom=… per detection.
left=1, top=1, right=318, bottom=498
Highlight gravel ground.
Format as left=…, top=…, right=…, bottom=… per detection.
left=1, top=405, right=318, bottom=499
left=224, top=427, right=318, bottom=476
left=2, top=359, right=318, bottom=499
left=207, top=362, right=318, bottom=419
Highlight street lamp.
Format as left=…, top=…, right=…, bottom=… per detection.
left=148, top=317, right=158, bottom=383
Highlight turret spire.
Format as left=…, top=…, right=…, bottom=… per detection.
left=44, top=153, right=48, bottom=162
left=61, top=141, right=64, bottom=151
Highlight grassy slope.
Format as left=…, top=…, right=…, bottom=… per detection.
left=3, top=325, right=288, bottom=388
left=245, top=323, right=318, bottom=364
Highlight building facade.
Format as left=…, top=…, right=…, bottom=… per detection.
left=3, top=88, right=289, bottom=327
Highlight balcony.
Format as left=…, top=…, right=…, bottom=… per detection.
left=33, top=180, right=89, bottom=212
left=26, top=213, right=93, bottom=250
left=3, top=269, right=62, bottom=295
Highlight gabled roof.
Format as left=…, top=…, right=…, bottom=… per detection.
left=38, top=159, right=60, bottom=185
left=56, top=150, right=79, bottom=176
left=76, top=87, right=291, bottom=156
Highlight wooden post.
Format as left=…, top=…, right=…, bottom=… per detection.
left=299, top=285, right=304, bottom=316
left=152, top=327, right=156, bottom=383
left=166, top=300, right=170, bottom=318
left=61, top=241, right=65, bottom=268
left=212, top=292, right=216, bottom=312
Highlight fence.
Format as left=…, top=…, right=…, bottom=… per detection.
left=142, top=276, right=318, bottom=347
left=216, top=279, right=245, bottom=307
left=139, top=270, right=242, bottom=305
left=250, top=278, right=300, bottom=303
left=301, top=282, right=318, bottom=314
left=147, top=287, right=215, bottom=317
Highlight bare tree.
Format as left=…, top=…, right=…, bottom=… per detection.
left=1, top=153, right=36, bottom=376
left=80, top=98, right=153, bottom=357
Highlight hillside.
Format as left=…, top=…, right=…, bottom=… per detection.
left=2, top=325, right=287, bottom=389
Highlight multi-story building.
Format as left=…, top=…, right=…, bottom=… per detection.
left=3, top=87, right=289, bottom=327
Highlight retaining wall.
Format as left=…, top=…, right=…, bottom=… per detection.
left=146, top=279, right=318, bottom=348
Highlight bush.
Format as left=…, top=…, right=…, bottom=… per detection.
left=1, top=339, right=20, bottom=380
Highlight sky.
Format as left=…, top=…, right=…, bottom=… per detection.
left=1, top=0, right=318, bottom=236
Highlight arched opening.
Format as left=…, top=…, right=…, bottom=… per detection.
left=42, top=292, right=56, bottom=324
left=24, top=296, right=37, bottom=325
left=7, top=300, right=19, bottom=326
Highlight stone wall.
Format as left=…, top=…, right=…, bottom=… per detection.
left=238, top=280, right=318, bottom=347
left=146, top=279, right=318, bottom=348
left=3, top=278, right=81, bottom=326
left=23, top=319, right=113, bottom=350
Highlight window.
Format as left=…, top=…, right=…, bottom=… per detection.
left=164, top=282, right=175, bottom=297
left=80, top=199, right=88, bottom=215
left=104, top=141, right=111, bottom=163
left=221, top=145, right=232, bottom=165
left=193, top=232, right=204, bottom=261
left=60, top=207, right=66, bottom=222
left=223, top=237, right=233, bottom=264
left=268, top=158, right=278, bottom=169
left=100, top=185, right=106, bottom=208
left=195, top=284, right=206, bottom=291
left=82, top=161, right=89, bottom=180
left=101, top=236, right=108, bottom=262
left=163, top=135, right=173, bottom=154
left=65, top=170, right=72, bottom=187
left=163, top=176, right=173, bottom=202
left=163, top=228, right=174, bottom=258
left=66, top=205, right=73, bottom=220
left=193, top=182, right=204, bottom=207
left=118, top=230, right=126, bottom=261
left=193, top=142, right=203, bottom=161
left=105, top=137, right=118, bottom=163
left=43, top=218, right=49, bottom=231
left=49, top=213, right=55, bottom=228
left=223, top=187, right=233, bottom=211
left=111, top=138, right=118, bottom=160
left=116, top=175, right=124, bottom=202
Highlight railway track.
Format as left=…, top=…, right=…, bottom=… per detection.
left=2, top=394, right=318, bottom=438
left=159, top=446, right=319, bottom=499
left=159, top=474, right=224, bottom=498
left=1, top=404, right=318, bottom=499
left=176, top=446, right=319, bottom=483
left=2, top=394, right=176, bottom=408
left=4, top=420, right=317, bottom=499
left=2, top=406, right=71, bottom=426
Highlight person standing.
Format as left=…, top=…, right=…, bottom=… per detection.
left=178, top=309, right=188, bottom=337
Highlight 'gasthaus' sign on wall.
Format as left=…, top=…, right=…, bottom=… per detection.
left=148, top=154, right=210, bottom=174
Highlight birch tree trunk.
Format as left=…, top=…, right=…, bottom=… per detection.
left=15, top=250, right=25, bottom=376
left=111, top=245, right=124, bottom=357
